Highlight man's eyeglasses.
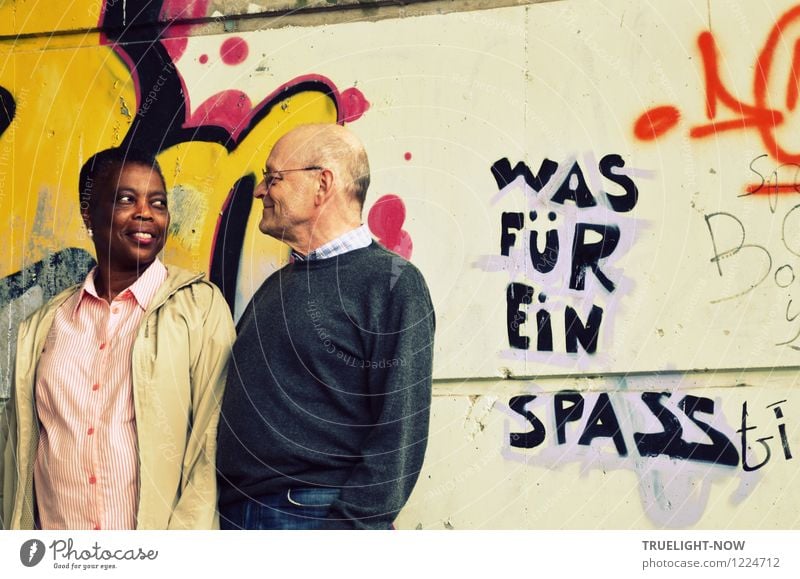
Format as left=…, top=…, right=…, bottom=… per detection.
left=261, top=166, right=323, bottom=189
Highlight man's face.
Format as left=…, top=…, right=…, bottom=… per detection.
left=87, top=162, right=170, bottom=272
left=254, top=134, right=319, bottom=241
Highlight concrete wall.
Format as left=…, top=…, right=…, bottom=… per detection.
left=1, top=0, right=799, bottom=528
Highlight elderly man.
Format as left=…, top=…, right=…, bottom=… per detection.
left=217, top=123, right=435, bottom=530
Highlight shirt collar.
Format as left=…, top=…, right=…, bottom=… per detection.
left=72, top=258, right=168, bottom=318
left=291, top=224, right=373, bottom=262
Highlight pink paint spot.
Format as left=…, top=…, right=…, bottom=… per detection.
left=220, top=37, right=249, bottom=66
left=160, top=0, right=210, bottom=19
left=340, top=87, right=370, bottom=122
left=199, top=54, right=209, bottom=64
left=368, top=194, right=413, bottom=259
left=161, top=35, right=189, bottom=62
left=404, top=152, right=412, bottom=161
left=187, top=90, right=253, bottom=136
left=175, top=72, right=366, bottom=144
left=158, top=1, right=211, bottom=62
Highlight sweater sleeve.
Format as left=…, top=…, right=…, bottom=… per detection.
left=324, top=265, right=435, bottom=529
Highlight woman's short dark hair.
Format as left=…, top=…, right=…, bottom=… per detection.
left=78, top=147, right=166, bottom=212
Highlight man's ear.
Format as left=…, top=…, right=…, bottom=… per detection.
left=315, top=167, right=335, bottom=206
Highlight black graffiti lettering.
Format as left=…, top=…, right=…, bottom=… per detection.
left=564, top=305, right=603, bottom=354
left=635, top=393, right=738, bottom=465
left=743, top=156, right=800, bottom=215
left=492, top=155, right=639, bottom=214
left=782, top=204, right=800, bottom=257
left=634, top=392, right=684, bottom=458
left=507, top=391, right=788, bottom=472
left=745, top=154, right=769, bottom=196
left=509, top=395, right=546, bottom=449
left=554, top=391, right=585, bottom=445
left=529, top=210, right=560, bottom=273
left=777, top=423, right=793, bottom=460
left=500, top=212, right=524, bottom=256
left=767, top=401, right=793, bottom=460
left=705, top=212, right=745, bottom=277
left=536, top=307, right=553, bottom=351
left=704, top=212, right=772, bottom=303
left=678, top=395, right=739, bottom=466
left=738, top=402, right=773, bottom=472
left=577, top=393, right=627, bottom=456
left=599, top=153, right=639, bottom=212
left=569, top=223, right=620, bottom=292
left=491, top=154, right=640, bottom=357
left=550, top=161, right=598, bottom=208
left=776, top=299, right=800, bottom=348
left=506, top=290, right=603, bottom=353
left=490, top=157, right=559, bottom=191
left=0, top=87, right=15, bottom=139
left=507, top=283, right=535, bottom=350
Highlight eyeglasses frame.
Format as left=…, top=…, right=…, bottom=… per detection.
left=261, top=166, right=324, bottom=190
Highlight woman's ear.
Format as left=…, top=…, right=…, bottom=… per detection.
left=81, top=207, right=93, bottom=238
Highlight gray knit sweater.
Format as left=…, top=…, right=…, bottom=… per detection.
left=217, top=242, right=435, bottom=529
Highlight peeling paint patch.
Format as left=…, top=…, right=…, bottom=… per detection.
left=0, top=248, right=95, bottom=399
left=0, top=285, right=43, bottom=398
left=119, top=96, right=131, bottom=119
left=464, top=395, right=498, bottom=439
left=167, top=184, right=208, bottom=250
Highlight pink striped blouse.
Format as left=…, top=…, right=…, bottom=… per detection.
left=34, top=259, right=167, bottom=530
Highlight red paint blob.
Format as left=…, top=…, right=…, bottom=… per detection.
left=339, top=87, right=370, bottom=123
left=368, top=194, right=412, bottom=259
left=161, top=36, right=188, bottom=62
left=157, top=1, right=211, bottom=61
left=160, top=0, right=210, bottom=19
left=220, top=37, right=249, bottom=66
left=633, top=105, right=681, bottom=141
left=745, top=182, right=800, bottom=194
left=404, top=152, right=412, bottom=161
left=199, top=54, right=209, bottom=64
left=188, top=90, right=253, bottom=135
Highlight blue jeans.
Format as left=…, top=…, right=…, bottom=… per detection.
left=220, top=488, right=342, bottom=530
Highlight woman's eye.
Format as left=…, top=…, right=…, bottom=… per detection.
left=117, top=195, right=134, bottom=204
left=152, top=199, right=168, bottom=208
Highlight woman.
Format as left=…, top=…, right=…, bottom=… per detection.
left=1, top=147, right=234, bottom=529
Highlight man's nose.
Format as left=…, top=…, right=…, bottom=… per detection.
left=254, top=179, right=267, bottom=199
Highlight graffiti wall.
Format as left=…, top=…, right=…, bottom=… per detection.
left=2, top=0, right=800, bottom=528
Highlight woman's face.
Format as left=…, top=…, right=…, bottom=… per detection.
left=87, top=162, right=170, bottom=273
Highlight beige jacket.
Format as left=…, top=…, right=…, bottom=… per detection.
left=1, top=266, right=234, bottom=529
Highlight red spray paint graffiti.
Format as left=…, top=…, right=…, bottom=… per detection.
left=157, top=0, right=210, bottom=62
left=220, top=37, right=248, bottom=65
left=368, top=194, right=413, bottom=259
left=633, top=5, right=800, bottom=193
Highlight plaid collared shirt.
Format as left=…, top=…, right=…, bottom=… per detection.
left=291, top=224, right=373, bottom=261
